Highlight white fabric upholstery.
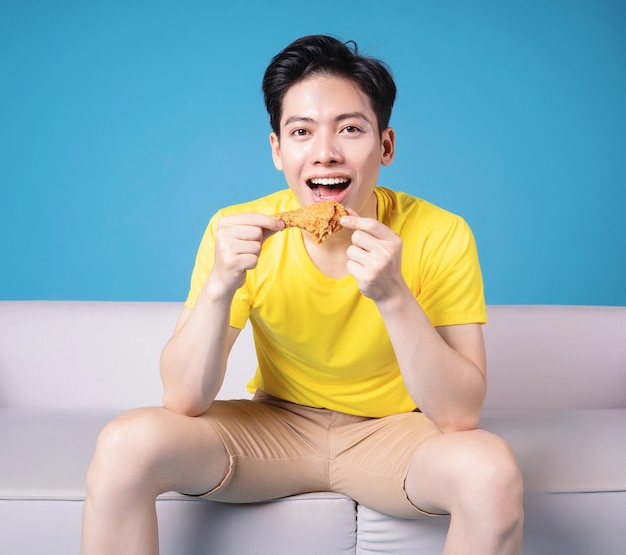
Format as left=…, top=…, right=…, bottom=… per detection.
left=1, top=301, right=625, bottom=554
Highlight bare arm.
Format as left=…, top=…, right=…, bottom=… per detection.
left=160, top=302, right=240, bottom=416
left=342, top=214, right=486, bottom=432
left=160, top=212, right=284, bottom=416
left=376, top=290, right=486, bottom=432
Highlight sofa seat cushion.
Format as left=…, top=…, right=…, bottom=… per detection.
left=157, top=493, right=357, bottom=555
left=0, top=408, right=358, bottom=555
left=4, top=407, right=625, bottom=499
left=0, top=408, right=117, bottom=500
left=4, top=408, right=625, bottom=498
left=356, top=504, right=450, bottom=554
left=480, top=408, right=626, bottom=493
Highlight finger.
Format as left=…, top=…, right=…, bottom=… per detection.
left=218, top=214, right=285, bottom=246
left=346, top=243, right=371, bottom=266
left=349, top=229, right=380, bottom=252
left=262, top=223, right=284, bottom=242
left=340, top=214, right=394, bottom=240
left=230, top=237, right=262, bottom=257
left=247, top=213, right=286, bottom=242
left=222, top=212, right=285, bottom=233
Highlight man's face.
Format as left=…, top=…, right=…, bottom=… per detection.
left=270, top=74, right=394, bottom=218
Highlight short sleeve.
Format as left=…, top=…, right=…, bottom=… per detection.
left=417, top=217, right=487, bottom=327
left=184, top=215, right=219, bottom=310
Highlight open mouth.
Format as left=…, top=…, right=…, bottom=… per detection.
left=307, top=177, right=351, bottom=200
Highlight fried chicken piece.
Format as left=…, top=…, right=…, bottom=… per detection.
left=276, top=200, right=347, bottom=243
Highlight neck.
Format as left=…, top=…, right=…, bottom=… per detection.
left=360, top=190, right=379, bottom=220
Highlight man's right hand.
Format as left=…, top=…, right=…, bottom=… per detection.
left=206, top=213, right=285, bottom=300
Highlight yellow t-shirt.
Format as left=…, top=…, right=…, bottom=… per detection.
left=185, top=187, right=487, bottom=417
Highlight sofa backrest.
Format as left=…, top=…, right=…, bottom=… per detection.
left=0, top=301, right=178, bottom=409
left=483, top=304, right=626, bottom=410
left=0, top=301, right=624, bottom=411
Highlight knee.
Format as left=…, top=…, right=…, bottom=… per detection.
left=472, top=432, right=522, bottom=491
left=86, top=408, right=166, bottom=498
left=463, top=432, right=524, bottom=529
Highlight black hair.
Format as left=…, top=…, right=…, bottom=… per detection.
left=262, top=35, right=396, bottom=137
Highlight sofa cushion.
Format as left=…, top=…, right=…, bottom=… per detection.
left=157, top=493, right=357, bottom=555
left=355, top=491, right=626, bottom=555
left=4, top=407, right=624, bottom=502
left=0, top=408, right=359, bottom=555
left=0, top=301, right=177, bottom=409
left=0, top=408, right=114, bottom=500
left=0, top=300, right=257, bottom=410
left=356, top=505, right=449, bottom=554
left=480, top=408, right=626, bottom=493
left=483, top=305, right=626, bottom=410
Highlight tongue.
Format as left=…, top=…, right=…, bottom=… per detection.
left=315, top=185, right=343, bottom=199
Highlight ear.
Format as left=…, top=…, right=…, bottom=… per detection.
left=269, top=132, right=283, bottom=171
left=380, top=127, right=395, bottom=166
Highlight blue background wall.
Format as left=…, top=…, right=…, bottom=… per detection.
left=1, top=0, right=624, bottom=305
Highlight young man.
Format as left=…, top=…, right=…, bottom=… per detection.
left=82, top=35, right=523, bottom=554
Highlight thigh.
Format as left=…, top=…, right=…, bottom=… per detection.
left=404, top=428, right=522, bottom=515
left=328, top=411, right=442, bottom=518
left=91, top=406, right=231, bottom=497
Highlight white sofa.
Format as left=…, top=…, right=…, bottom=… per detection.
left=0, top=301, right=625, bottom=554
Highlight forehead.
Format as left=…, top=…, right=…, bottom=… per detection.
left=280, top=74, right=374, bottom=124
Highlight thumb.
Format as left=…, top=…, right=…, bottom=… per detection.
left=340, top=207, right=360, bottom=229
left=262, top=217, right=286, bottom=242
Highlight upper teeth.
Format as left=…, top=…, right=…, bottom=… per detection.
left=310, top=177, right=348, bottom=186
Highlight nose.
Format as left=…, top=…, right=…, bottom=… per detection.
left=310, top=131, right=341, bottom=165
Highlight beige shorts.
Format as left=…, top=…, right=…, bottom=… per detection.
left=197, top=391, right=442, bottom=518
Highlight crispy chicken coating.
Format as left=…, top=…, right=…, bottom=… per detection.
left=276, top=200, right=347, bottom=243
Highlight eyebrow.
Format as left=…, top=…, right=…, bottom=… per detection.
left=283, top=112, right=373, bottom=127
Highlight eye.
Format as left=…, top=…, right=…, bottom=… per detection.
left=342, top=125, right=363, bottom=134
left=291, top=128, right=310, bottom=137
